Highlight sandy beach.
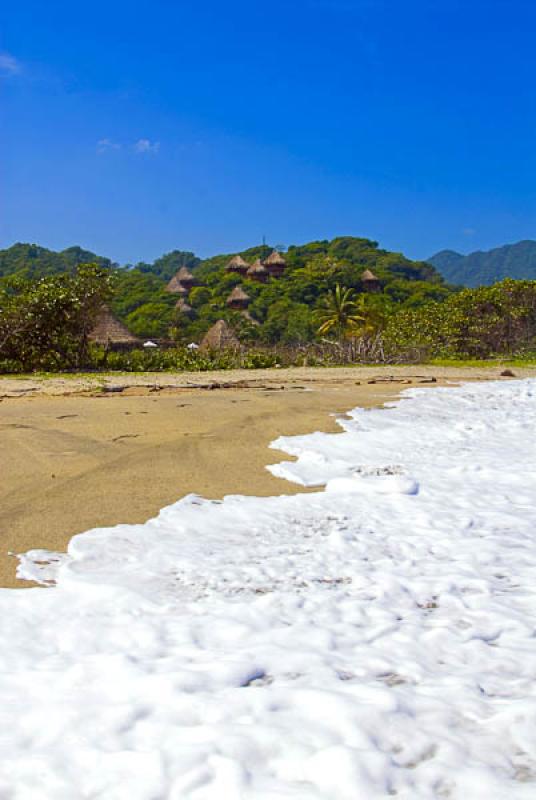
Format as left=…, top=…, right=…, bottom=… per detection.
left=1, top=364, right=534, bottom=588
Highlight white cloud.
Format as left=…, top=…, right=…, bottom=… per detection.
left=462, top=227, right=476, bottom=237
left=0, top=52, right=21, bottom=76
left=96, top=138, right=161, bottom=156
left=96, top=138, right=121, bottom=154
left=134, top=138, right=160, bottom=154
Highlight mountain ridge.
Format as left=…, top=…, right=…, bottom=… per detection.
left=427, top=240, right=536, bottom=286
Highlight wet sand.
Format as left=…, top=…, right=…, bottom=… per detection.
left=1, top=365, right=533, bottom=588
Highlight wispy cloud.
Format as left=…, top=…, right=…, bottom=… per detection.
left=133, top=138, right=160, bottom=154
left=0, top=52, right=21, bottom=76
left=462, top=227, right=476, bottom=237
left=96, top=138, right=122, bottom=154
left=96, top=137, right=161, bottom=156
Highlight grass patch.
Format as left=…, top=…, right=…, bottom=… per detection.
left=427, top=357, right=536, bottom=368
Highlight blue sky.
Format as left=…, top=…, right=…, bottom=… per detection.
left=1, top=0, right=535, bottom=264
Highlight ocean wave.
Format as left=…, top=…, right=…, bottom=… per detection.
left=3, top=379, right=536, bottom=798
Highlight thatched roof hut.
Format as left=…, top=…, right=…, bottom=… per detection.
left=165, top=275, right=188, bottom=295
left=88, top=306, right=140, bottom=347
left=226, top=285, right=250, bottom=309
left=247, top=258, right=269, bottom=283
left=226, top=255, right=250, bottom=274
left=264, top=250, right=286, bottom=277
left=361, top=269, right=380, bottom=291
left=175, top=297, right=194, bottom=316
left=200, top=319, right=240, bottom=351
left=166, top=267, right=196, bottom=293
left=362, top=269, right=378, bottom=281
left=176, top=266, right=196, bottom=286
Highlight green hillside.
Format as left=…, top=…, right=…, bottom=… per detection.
left=0, top=237, right=452, bottom=342
left=427, top=240, right=536, bottom=287
left=0, top=243, right=113, bottom=279
left=133, top=250, right=201, bottom=281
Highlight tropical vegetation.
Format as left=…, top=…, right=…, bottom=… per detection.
left=0, top=237, right=449, bottom=344
left=384, top=279, right=536, bottom=359
left=0, top=264, right=114, bottom=372
left=1, top=238, right=536, bottom=373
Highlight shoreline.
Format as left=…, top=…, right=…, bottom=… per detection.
left=1, top=362, right=533, bottom=398
left=1, top=365, right=534, bottom=589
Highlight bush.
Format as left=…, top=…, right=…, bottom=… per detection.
left=0, top=264, right=114, bottom=371
left=85, top=346, right=278, bottom=373
left=383, top=279, right=536, bottom=360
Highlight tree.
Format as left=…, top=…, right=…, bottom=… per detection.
left=0, top=236, right=455, bottom=352
left=383, top=279, right=536, bottom=360
left=135, top=250, right=201, bottom=281
left=0, top=264, right=114, bottom=370
left=316, top=285, right=366, bottom=341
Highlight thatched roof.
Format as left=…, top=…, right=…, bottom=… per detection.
left=200, top=320, right=240, bottom=351
left=176, top=266, right=195, bottom=282
left=264, top=250, right=286, bottom=266
left=226, top=255, right=250, bottom=272
left=165, top=275, right=188, bottom=294
left=226, top=286, right=250, bottom=305
left=361, top=269, right=379, bottom=281
left=247, top=258, right=268, bottom=276
left=175, top=298, right=193, bottom=315
left=89, top=306, right=139, bottom=346
left=166, top=267, right=195, bottom=293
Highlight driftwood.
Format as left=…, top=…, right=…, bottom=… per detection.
left=96, top=380, right=290, bottom=394
left=367, top=375, right=437, bottom=384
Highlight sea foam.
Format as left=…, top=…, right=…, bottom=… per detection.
left=3, top=379, right=536, bottom=798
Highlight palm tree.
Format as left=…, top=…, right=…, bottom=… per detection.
left=316, top=285, right=366, bottom=341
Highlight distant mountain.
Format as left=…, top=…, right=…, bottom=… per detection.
left=0, top=243, right=113, bottom=279
left=426, top=250, right=464, bottom=274
left=427, top=240, right=536, bottom=287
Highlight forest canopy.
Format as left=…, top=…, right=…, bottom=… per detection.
left=0, top=237, right=451, bottom=343
left=1, top=241, right=536, bottom=372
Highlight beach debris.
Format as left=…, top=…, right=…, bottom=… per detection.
left=500, top=369, right=516, bottom=377
left=99, top=385, right=127, bottom=394
left=367, top=376, right=406, bottom=384
left=368, top=375, right=436, bottom=384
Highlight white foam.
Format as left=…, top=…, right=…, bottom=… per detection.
left=3, top=379, right=536, bottom=798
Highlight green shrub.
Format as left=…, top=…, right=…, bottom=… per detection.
left=0, top=264, right=114, bottom=371
left=384, top=279, right=536, bottom=360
